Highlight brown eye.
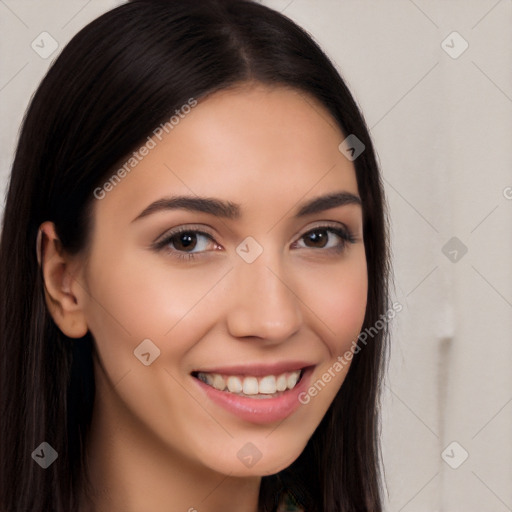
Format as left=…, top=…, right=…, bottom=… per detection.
left=295, top=226, right=356, bottom=253
left=171, top=232, right=198, bottom=251
left=153, top=228, right=218, bottom=261
left=302, top=229, right=329, bottom=249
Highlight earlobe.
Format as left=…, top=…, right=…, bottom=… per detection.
left=37, top=221, right=89, bottom=338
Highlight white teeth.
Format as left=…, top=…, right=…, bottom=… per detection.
left=226, top=376, right=243, bottom=393
left=212, top=374, right=226, bottom=391
left=276, top=374, right=287, bottom=392
left=258, top=375, right=276, bottom=394
left=195, top=370, right=302, bottom=395
left=287, top=372, right=299, bottom=389
left=242, top=377, right=259, bottom=395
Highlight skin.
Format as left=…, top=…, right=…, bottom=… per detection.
left=39, top=82, right=367, bottom=512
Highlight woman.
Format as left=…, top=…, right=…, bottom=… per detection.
left=0, top=0, right=390, bottom=510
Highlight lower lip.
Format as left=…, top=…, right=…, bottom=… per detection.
left=192, top=367, right=313, bottom=424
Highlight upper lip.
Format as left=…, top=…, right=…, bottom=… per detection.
left=191, top=361, right=314, bottom=377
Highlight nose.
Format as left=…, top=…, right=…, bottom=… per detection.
left=225, top=251, right=303, bottom=343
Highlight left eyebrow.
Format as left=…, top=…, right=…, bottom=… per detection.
left=294, top=191, right=361, bottom=216
left=131, top=191, right=361, bottom=223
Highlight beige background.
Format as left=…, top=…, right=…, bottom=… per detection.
left=1, top=0, right=511, bottom=510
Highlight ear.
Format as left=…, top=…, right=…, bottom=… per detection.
left=37, top=221, right=89, bottom=338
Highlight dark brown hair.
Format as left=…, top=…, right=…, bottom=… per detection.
left=0, top=0, right=390, bottom=510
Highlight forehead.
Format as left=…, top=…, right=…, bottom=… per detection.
left=93, top=83, right=358, bottom=225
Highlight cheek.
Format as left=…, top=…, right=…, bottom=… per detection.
left=297, top=252, right=368, bottom=355
left=291, top=253, right=367, bottom=418
left=81, top=250, right=230, bottom=369
left=86, top=247, right=223, bottom=327
left=327, top=268, right=368, bottom=349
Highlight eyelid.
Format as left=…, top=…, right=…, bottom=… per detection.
left=297, top=220, right=351, bottom=236
left=153, top=224, right=217, bottom=245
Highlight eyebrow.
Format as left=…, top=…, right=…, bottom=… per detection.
left=131, top=191, right=361, bottom=223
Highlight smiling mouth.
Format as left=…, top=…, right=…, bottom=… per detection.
left=191, top=368, right=306, bottom=399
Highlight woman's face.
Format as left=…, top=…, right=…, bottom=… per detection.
left=75, top=83, right=367, bottom=477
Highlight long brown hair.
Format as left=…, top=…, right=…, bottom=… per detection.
left=0, top=0, right=390, bottom=510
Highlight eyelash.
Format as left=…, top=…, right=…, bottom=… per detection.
left=153, top=224, right=357, bottom=262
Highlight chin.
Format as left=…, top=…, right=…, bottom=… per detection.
left=200, top=435, right=309, bottom=478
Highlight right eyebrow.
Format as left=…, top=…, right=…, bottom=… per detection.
left=131, top=196, right=241, bottom=223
